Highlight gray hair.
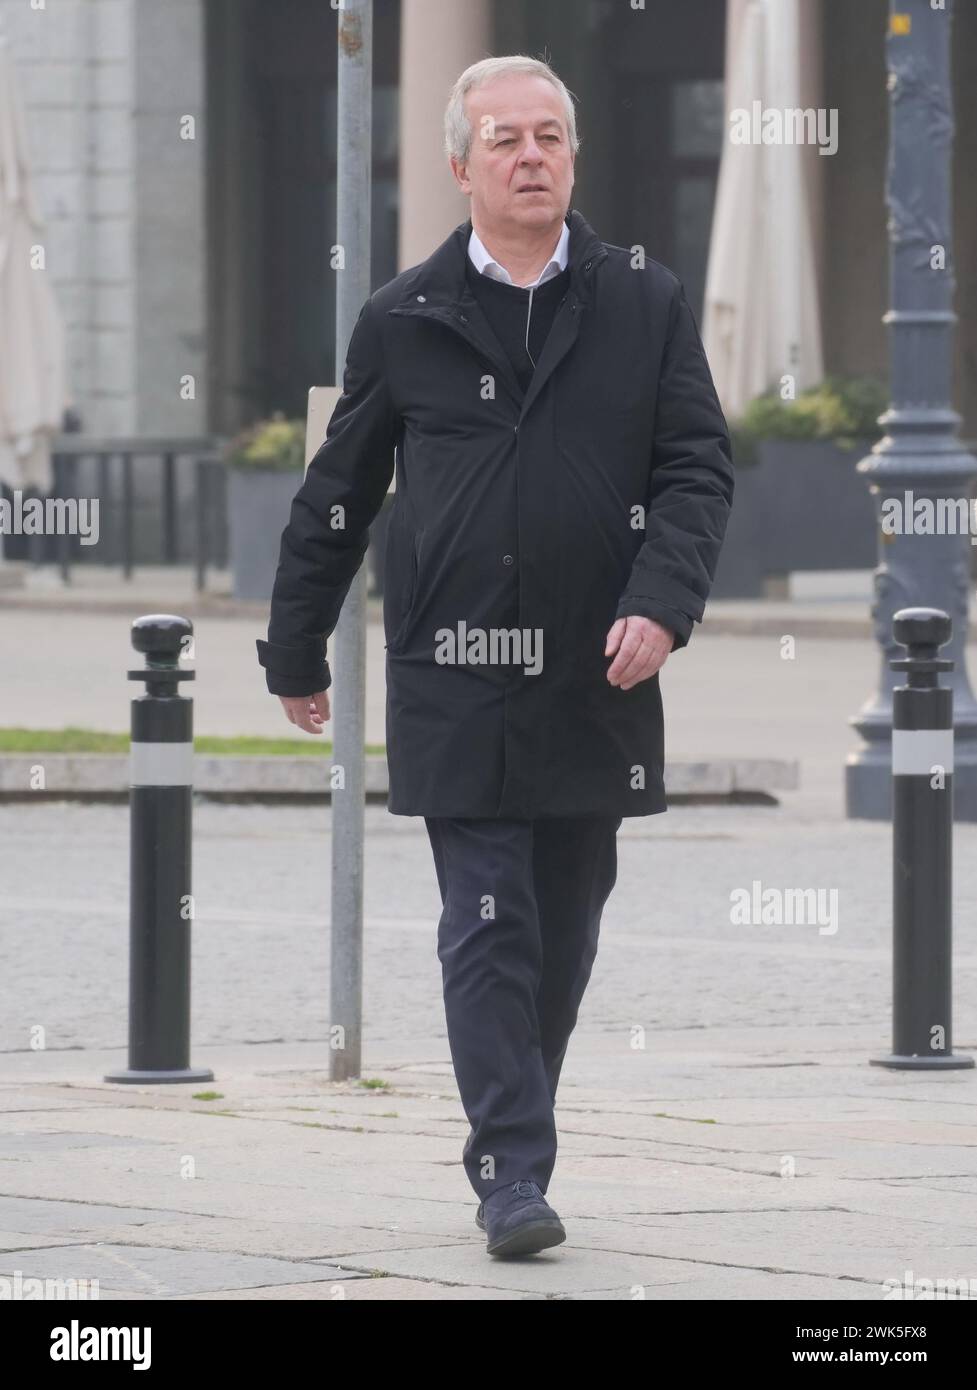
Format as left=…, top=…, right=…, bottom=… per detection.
left=444, top=55, right=580, bottom=164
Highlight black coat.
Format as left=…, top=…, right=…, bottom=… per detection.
left=257, top=208, right=734, bottom=818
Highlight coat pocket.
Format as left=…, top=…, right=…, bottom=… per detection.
left=385, top=526, right=422, bottom=653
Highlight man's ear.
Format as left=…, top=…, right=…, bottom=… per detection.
left=449, top=156, right=471, bottom=194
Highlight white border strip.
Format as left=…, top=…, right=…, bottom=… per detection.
left=892, top=729, right=954, bottom=777
left=130, top=742, right=194, bottom=787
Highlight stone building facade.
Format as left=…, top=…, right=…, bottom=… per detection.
left=4, top=0, right=976, bottom=444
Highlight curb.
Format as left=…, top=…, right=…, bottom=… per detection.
left=0, top=753, right=799, bottom=801
left=700, top=613, right=977, bottom=642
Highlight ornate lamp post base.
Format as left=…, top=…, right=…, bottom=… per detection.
left=846, top=1, right=977, bottom=819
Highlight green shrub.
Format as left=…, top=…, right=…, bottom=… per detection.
left=224, top=412, right=306, bottom=472
left=731, top=376, right=888, bottom=467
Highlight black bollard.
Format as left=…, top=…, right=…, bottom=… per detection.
left=871, top=608, right=973, bottom=1070
left=104, top=615, right=214, bottom=1084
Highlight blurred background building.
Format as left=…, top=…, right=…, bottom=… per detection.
left=1, top=0, right=975, bottom=570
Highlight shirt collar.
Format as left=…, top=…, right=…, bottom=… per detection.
left=467, top=219, right=570, bottom=288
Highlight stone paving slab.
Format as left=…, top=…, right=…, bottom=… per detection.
left=590, top=1272, right=887, bottom=1300
left=0, top=1231, right=91, bottom=1252
left=0, top=1194, right=188, bottom=1236
left=313, top=1240, right=700, bottom=1296
left=884, top=1176, right=977, bottom=1196
left=1, top=1130, right=162, bottom=1154
left=168, top=1270, right=884, bottom=1299
left=171, top=1278, right=537, bottom=1300
left=73, top=1219, right=473, bottom=1261
left=0, top=1038, right=974, bottom=1299
left=0, top=1244, right=362, bottom=1297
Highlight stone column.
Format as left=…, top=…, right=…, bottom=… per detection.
left=131, top=0, right=207, bottom=436
left=398, top=0, right=490, bottom=270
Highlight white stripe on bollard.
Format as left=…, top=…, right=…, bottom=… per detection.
left=892, top=728, right=954, bottom=776
left=130, top=741, right=194, bottom=787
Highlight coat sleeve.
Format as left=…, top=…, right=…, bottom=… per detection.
left=615, top=277, right=734, bottom=651
left=256, top=296, right=401, bottom=696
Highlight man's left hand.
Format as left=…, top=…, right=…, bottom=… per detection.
left=604, top=615, right=673, bottom=689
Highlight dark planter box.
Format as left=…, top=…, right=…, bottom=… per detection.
left=229, top=470, right=393, bottom=603
left=228, top=468, right=303, bottom=601
left=711, top=438, right=878, bottom=598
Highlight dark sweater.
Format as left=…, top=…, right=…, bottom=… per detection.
left=464, top=254, right=571, bottom=396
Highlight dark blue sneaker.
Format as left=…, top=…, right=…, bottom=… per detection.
left=476, top=1184, right=550, bottom=1231
left=476, top=1183, right=553, bottom=1232
left=483, top=1180, right=566, bottom=1257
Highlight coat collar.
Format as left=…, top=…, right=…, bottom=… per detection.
left=391, top=206, right=607, bottom=315
left=387, top=207, right=609, bottom=422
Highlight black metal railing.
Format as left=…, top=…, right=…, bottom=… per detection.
left=1, top=436, right=227, bottom=590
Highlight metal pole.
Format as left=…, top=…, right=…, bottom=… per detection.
left=330, top=0, right=372, bottom=1081
left=846, top=0, right=977, bottom=820
left=104, top=614, right=213, bottom=1084
left=872, top=607, right=973, bottom=1070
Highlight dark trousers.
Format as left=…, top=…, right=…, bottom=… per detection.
left=424, top=814, right=622, bottom=1201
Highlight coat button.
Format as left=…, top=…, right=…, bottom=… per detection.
left=502, top=554, right=514, bottom=566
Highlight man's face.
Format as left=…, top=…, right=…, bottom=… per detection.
left=450, top=74, right=575, bottom=235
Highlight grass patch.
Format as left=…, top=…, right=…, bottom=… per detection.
left=0, top=727, right=386, bottom=757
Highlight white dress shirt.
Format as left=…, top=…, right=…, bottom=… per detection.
left=468, top=220, right=570, bottom=289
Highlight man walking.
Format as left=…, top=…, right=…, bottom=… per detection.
left=257, top=55, right=734, bottom=1257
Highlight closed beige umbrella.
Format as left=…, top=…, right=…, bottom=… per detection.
left=702, top=0, right=824, bottom=421
left=0, top=33, right=66, bottom=503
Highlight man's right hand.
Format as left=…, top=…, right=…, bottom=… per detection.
left=279, top=691, right=331, bottom=734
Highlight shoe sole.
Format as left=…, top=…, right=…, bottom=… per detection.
left=486, top=1219, right=566, bottom=1258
